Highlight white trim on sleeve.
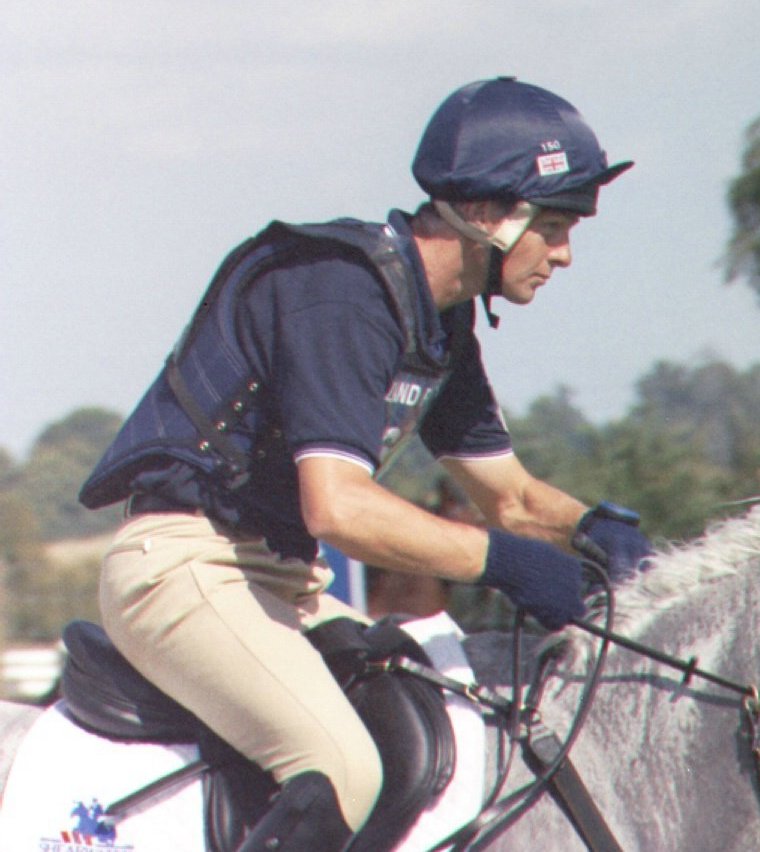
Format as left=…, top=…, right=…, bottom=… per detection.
left=294, top=448, right=376, bottom=476
left=436, top=448, right=515, bottom=464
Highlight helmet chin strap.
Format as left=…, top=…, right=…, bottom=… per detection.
left=483, top=247, right=505, bottom=328
left=433, top=200, right=537, bottom=328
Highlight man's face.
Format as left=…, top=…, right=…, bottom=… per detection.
left=495, top=208, right=579, bottom=305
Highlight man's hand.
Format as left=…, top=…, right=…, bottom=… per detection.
left=572, top=502, right=652, bottom=582
left=479, top=529, right=587, bottom=630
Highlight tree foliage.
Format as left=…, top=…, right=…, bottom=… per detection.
left=16, top=408, right=123, bottom=541
left=511, top=360, right=759, bottom=541
left=0, top=408, right=122, bottom=641
left=725, top=116, right=760, bottom=301
left=506, top=385, right=603, bottom=504
left=6, top=555, right=101, bottom=643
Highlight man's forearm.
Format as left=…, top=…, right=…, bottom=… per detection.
left=441, top=454, right=586, bottom=551
left=498, top=477, right=587, bottom=552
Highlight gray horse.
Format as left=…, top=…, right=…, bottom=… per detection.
left=1, top=505, right=759, bottom=850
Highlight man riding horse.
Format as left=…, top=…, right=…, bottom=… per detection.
left=79, top=77, right=651, bottom=850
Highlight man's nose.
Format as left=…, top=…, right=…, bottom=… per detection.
left=550, top=239, right=572, bottom=268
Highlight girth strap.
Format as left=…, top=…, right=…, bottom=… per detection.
left=523, top=724, right=624, bottom=852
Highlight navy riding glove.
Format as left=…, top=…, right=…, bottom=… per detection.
left=572, top=501, right=652, bottom=583
left=479, top=529, right=587, bottom=631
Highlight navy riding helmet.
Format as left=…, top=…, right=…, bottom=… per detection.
left=412, top=76, right=633, bottom=216
left=412, top=77, right=633, bottom=322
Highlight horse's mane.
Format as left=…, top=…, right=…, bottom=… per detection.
left=557, top=503, right=760, bottom=660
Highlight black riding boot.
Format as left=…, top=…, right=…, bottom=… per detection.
left=235, top=771, right=353, bottom=852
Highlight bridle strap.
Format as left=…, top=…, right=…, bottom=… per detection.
left=523, top=724, right=624, bottom=852
left=571, top=618, right=756, bottom=698
left=371, top=655, right=513, bottom=715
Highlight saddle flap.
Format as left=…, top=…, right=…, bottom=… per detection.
left=202, top=758, right=278, bottom=852
left=307, top=617, right=456, bottom=852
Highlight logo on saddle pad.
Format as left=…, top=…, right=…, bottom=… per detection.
left=37, top=795, right=134, bottom=852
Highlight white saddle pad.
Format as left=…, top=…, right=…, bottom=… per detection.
left=0, top=704, right=204, bottom=851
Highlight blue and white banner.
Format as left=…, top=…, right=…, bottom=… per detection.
left=320, top=542, right=367, bottom=613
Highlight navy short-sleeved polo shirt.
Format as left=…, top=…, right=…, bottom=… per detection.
left=130, top=210, right=512, bottom=558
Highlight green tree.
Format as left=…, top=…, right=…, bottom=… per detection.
left=597, top=417, right=732, bottom=541
left=18, top=408, right=123, bottom=540
left=633, top=359, right=760, bottom=503
left=0, top=410, right=120, bottom=642
left=7, top=554, right=101, bottom=643
left=725, top=115, right=760, bottom=302
left=508, top=385, right=603, bottom=503
left=33, top=407, right=123, bottom=455
left=731, top=364, right=760, bottom=498
left=0, top=448, right=17, bottom=482
left=502, top=363, right=758, bottom=542
left=0, top=492, right=44, bottom=567
left=0, top=492, right=49, bottom=646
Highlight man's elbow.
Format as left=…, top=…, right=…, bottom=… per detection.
left=300, top=483, right=364, bottom=545
left=297, top=455, right=373, bottom=545
left=301, top=500, right=344, bottom=542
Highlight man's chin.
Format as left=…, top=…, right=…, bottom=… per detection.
left=502, top=290, right=536, bottom=306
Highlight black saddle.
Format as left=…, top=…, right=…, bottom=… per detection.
left=61, top=618, right=455, bottom=852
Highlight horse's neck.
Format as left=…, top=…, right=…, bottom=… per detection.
left=617, top=566, right=758, bottom=690
left=616, top=509, right=759, bottom=688
left=638, top=557, right=760, bottom=686
left=535, top=553, right=760, bottom=852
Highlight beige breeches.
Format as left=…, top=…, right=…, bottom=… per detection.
left=98, top=512, right=382, bottom=832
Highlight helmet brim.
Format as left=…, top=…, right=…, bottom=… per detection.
left=529, top=160, right=634, bottom=216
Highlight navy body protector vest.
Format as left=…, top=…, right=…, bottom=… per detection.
left=80, top=218, right=465, bottom=512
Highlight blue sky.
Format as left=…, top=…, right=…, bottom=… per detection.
left=3, top=1, right=759, bottom=459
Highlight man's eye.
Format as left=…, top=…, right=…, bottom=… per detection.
left=541, top=220, right=563, bottom=234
